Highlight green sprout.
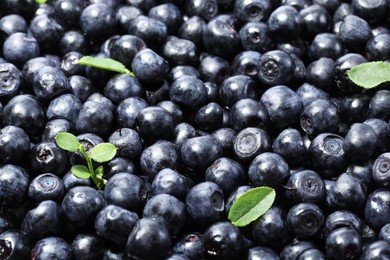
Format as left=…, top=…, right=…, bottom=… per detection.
left=77, top=56, right=135, bottom=77
left=55, top=132, right=117, bottom=189
left=35, top=0, right=48, bottom=4
left=348, top=61, right=390, bottom=89
left=228, top=186, right=276, bottom=227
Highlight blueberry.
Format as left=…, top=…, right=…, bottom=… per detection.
left=309, top=133, right=347, bottom=178
left=352, top=0, right=388, bottom=25
left=202, top=221, right=243, bottom=260
left=300, top=99, right=340, bottom=137
left=143, top=193, right=186, bottom=236
left=162, top=37, right=199, bottom=67
left=3, top=32, right=40, bottom=67
left=212, top=127, right=236, bottom=156
left=184, top=0, right=219, bottom=21
left=103, top=157, right=136, bottom=180
left=297, top=248, right=325, bottom=259
left=260, top=85, right=303, bottom=129
left=151, top=168, right=193, bottom=201
left=68, top=75, right=94, bottom=103
left=229, top=98, right=269, bottom=132
left=323, top=210, right=363, bottom=237
left=234, top=0, right=272, bottom=23
left=246, top=246, right=280, bottom=259
left=198, top=55, right=231, bottom=85
left=148, top=3, right=183, bottom=34
left=219, top=75, right=258, bottom=108
left=251, top=206, right=291, bottom=249
left=62, top=171, right=93, bottom=191
left=109, top=35, right=146, bottom=70
left=339, top=94, right=370, bottom=124
left=116, top=97, right=149, bottom=129
left=172, top=232, right=204, bottom=259
left=239, top=22, right=274, bottom=52
left=59, top=30, right=90, bottom=55
left=60, top=51, right=84, bottom=76
left=195, top=102, right=224, bottom=132
left=231, top=51, right=262, bottom=80
left=280, top=239, right=318, bottom=260
left=306, top=57, right=335, bottom=92
left=29, top=14, right=64, bottom=53
left=284, top=169, right=326, bottom=204
left=248, top=152, right=290, bottom=189
left=0, top=125, right=30, bottom=165
left=181, top=135, right=222, bottom=169
left=31, top=237, right=72, bottom=260
left=95, top=205, right=139, bottom=247
left=129, top=15, right=168, bottom=48
left=108, top=128, right=143, bottom=161
left=202, top=18, right=241, bottom=60
left=171, top=122, right=197, bottom=147
left=61, top=186, right=106, bottom=228
left=257, top=50, right=295, bottom=86
left=46, top=94, right=82, bottom=125
left=140, top=140, right=179, bottom=180
left=30, top=141, right=69, bottom=177
left=20, top=200, right=64, bottom=242
left=367, top=90, right=390, bottom=121
left=79, top=3, right=116, bottom=42
left=168, top=65, right=200, bottom=82
left=186, top=181, right=224, bottom=226
left=0, top=230, right=31, bottom=260
left=268, top=5, right=304, bottom=40
left=334, top=53, right=367, bottom=93
left=125, top=217, right=171, bottom=260
left=360, top=240, right=390, bottom=259
left=364, top=188, right=390, bottom=229
left=325, top=227, right=362, bottom=259
left=53, top=0, right=83, bottom=30
left=76, top=100, right=114, bottom=138
left=300, top=5, right=331, bottom=38
left=308, top=33, right=344, bottom=61
left=28, top=173, right=65, bottom=204
left=286, top=202, right=324, bottom=238
left=371, top=152, right=390, bottom=188
left=0, top=62, right=22, bottom=100
left=379, top=223, right=390, bottom=242
left=233, top=127, right=271, bottom=162
left=205, top=157, right=246, bottom=196
left=178, top=16, right=206, bottom=48
left=157, top=100, right=183, bottom=125
left=71, top=234, right=105, bottom=260
left=135, top=106, right=174, bottom=143
left=3, top=94, right=44, bottom=141
left=0, top=14, right=27, bottom=40
left=343, top=123, right=377, bottom=163
left=170, top=75, right=209, bottom=110
left=0, top=164, right=30, bottom=208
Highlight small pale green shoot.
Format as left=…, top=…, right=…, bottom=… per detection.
left=347, top=61, right=390, bottom=89
left=77, top=56, right=135, bottom=77
left=35, top=0, right=48, bottom=3
left=228, top=186, right=276, bottom=227
left=54, top=132, right=117, bottom=189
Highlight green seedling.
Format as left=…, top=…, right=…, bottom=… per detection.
left=228, top=186, right=276, bottom=227
left=348, top=61, right=390, bottom=89
left=35, top=0, right=48, bottom=3
left=77, top=56, right=136, bottom=77
left=55, top=132, right=117, bottom=189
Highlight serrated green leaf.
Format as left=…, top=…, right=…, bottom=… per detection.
left=228, top=186, right=276, bottom=227
left=95, top=166, right=104, bottom=179
left=71, top=165, right=91, bottom=179
left=347, top=61, right=390, bottom=89
left=77, top=56, right=135, bottom=76
left=90, top=143, right=117, bottom=163
left=55, top=132, right=80, bottom=152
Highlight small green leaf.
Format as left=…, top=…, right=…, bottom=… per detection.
left=90, top=143, right=117, bottom=163
left=77, top=56, right=135, bottom=76
left=71, top=165, right=91, bottom=179
left=95, top=166, right=104, bottom=180
left=35, top=0, right=48, bottom=3
left=228, top=186, right=276, bottom=227
left=55, top=132, right=80, bottom=152
left=347, top=61, right=390, bottom=89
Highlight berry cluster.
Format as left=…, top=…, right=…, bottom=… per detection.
left=0, top=0, right=390, bottom=259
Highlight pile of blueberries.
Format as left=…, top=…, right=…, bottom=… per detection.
left=0, top=0, right=390, bottom=259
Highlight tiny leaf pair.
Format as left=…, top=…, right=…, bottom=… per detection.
left=55, top=132, right=117, bottom=189
left=77, top=56, right=135, bottom=77
left=228, top=186, right=276, bottom=227
left=348, top=61, right=390, bottom=89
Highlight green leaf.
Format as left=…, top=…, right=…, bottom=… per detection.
left=55, top=132, right=80, bottom=152
left=35, top=0, right=48, bottom=3
left=228, top=186, right=276, bottom=227
left=77, top=56, right=135, bottom=76
left=90, top=143, right=117, bottom=163
left=71, top=165, right=91, bottom=179
left=95, top=166, right=104, bottom=180
left=347, top=61, right=390, bottom=89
